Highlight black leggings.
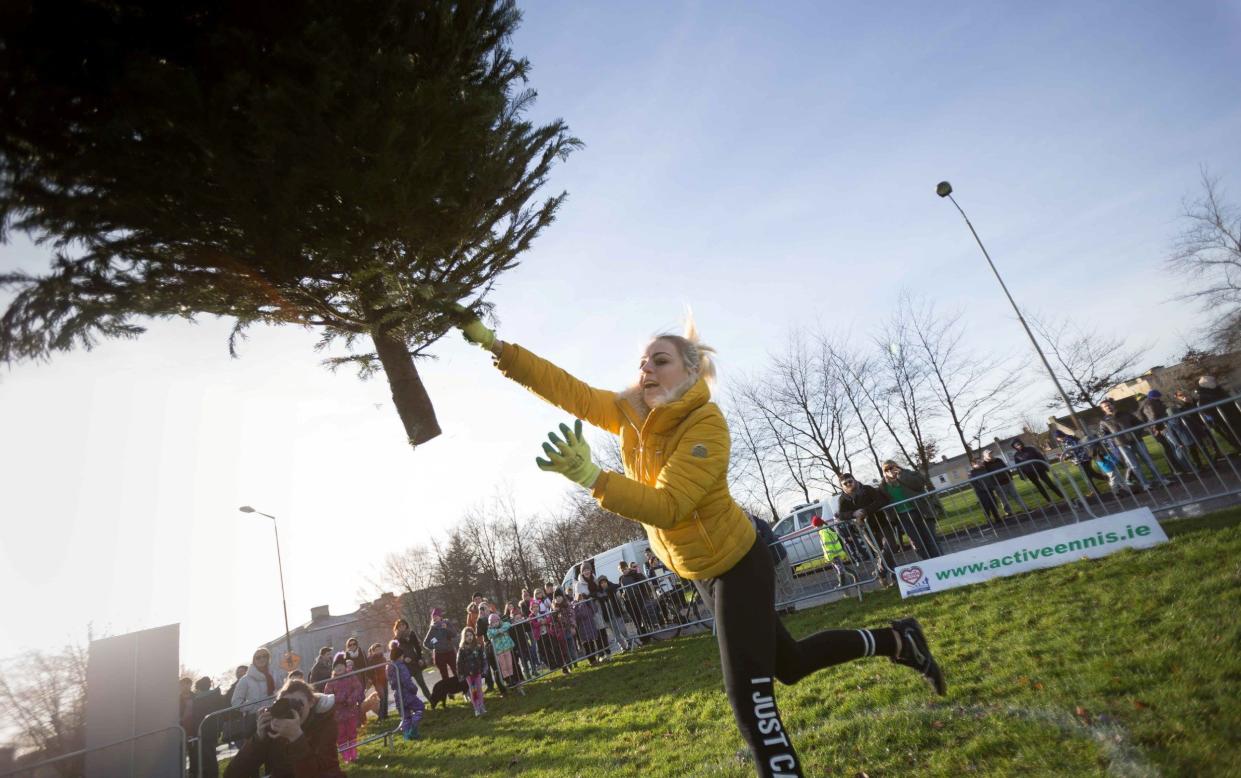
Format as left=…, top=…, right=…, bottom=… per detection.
left=693, top=537, right=897, bottom=777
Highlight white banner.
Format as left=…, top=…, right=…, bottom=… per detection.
left=895, top=508, right=1167, bottom=598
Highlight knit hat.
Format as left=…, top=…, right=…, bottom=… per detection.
left=488, top=613, right=501, bottom=625
left=1200, top=375, right=1218, bottom=389
left=332, top=651, right=347, bottom=668
left=1147, top=389, right=1162, bottom=398
left=811, top=516, right=825, bottom=528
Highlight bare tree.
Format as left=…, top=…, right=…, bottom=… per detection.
left=1028, top=313, right=1148, bottom=411
left=822, top=341, right=884, bottom=478
left=493, top=493, right=544, bottom=595
left=752, top=334, right=856, bottom=491
left=461, top=503, right=511, bottom=605
left=0, top=643, right=88, bottom=776
left=899, top=294, right=1019, bottom=457
left=723, top=382, right=785, bottom=520
left=1168, top=170, right=1241, bottom=352
left=875, top=314, right=940, bottom=474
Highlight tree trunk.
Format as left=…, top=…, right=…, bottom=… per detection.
left=371, top=328, right=442, bottom=446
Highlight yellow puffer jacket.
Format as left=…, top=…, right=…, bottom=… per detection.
left=496, top=342, right=756, bottom=580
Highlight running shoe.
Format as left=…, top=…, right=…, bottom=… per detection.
left=890, top=617, right=947, bottom=695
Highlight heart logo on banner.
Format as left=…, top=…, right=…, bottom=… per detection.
left=900, top=567, right=923, bottom=585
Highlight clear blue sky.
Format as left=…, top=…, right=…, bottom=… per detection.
left=1, top=0, right=1239, bottom=679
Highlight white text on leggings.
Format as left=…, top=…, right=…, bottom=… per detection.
left=752, top=677, right=798, bottom=776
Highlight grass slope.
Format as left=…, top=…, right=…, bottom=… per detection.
left=346, top=512, right=1241, bottom=777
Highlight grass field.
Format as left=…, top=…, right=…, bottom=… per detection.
left=344, top=510, right=1241, bottom=777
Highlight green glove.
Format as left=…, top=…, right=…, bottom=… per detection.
left=449, top=302, right=496, bottom=351
left=536, top=419, right=601, bottom=488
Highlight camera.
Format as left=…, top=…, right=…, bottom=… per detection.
left=269, top=697, right=301, bottom=720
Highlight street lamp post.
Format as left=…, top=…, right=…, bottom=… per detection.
left=935, top=181, right=1089, bottom=440
left=239, top=505, right=294, bottom=666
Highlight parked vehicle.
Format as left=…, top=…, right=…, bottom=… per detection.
left=561, top=539, right=652, bottom=595
left=771, top=496, right=841, bottom=569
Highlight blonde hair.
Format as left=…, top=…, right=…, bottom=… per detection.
left=653, top=308, right=717, bottom=385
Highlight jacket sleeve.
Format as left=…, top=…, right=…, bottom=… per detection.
left=288, top=720, right=346, bottom=778
left=859, top=486, right=891, bottom=514
left=495, top=342, right=625, bottom=434
left=222, top=737, right=265, bottom=778
left=590, top=410, right=729, bottom=529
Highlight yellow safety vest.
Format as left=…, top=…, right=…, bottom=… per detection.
left=818, top=526, right=847, bottom=561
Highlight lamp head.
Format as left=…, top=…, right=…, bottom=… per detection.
left=239, top=506, right=255, bottom=513
left=936, top=181, right=953, bottom=198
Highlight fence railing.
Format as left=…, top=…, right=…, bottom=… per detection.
left=766, top=518, right=884, bottom=609
left=799, top=393, right=1241, bottom=581
left=0, top=725, right=185, bottom=778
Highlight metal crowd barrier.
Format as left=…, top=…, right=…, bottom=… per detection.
left=0, top=725, right=185, bottom=778
left=825, top=392, right=1241, bottom=575
left=767, top=518, right=883, bottom=609
left=1058, top=393, right=1241, bottom=519
left=193, top=662, right=408, bottom=778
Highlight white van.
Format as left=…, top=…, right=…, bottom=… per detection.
left=561, top=538, right=652, bottom=594
left=771, top=496, right=841, bottom=568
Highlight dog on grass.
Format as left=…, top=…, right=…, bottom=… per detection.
left=427, top=676, right=469, bottom=709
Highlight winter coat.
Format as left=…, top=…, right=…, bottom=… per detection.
left=387, top=660, right=421, bottom=707
left=1012, top=446, right=1051, bottom=476
left=189, top=688, right=228, bottom=740
left=1195, top=384, right=1241, bottom=428
left=366, top=653, right=388, bottom=693
left=394, top=633, right=424, bottom=670
left=323, top=674, right=363, bottom=718
left=1098, top=410, right=1148, bottom=445
left=308, top=659, right=333, bottom=689
left=980, top=457, right=1012, bottom=484
left=424, top=621, right=455, bottom=655
left=1171, top=399, right=1212, bottom=438
left=572, top=599, right=600, bottom=642
left=487, top=622, right=515, bottom=654
left=456, top=645, right=485, bottom=677
left=495, top=342, right=756, bottom=580
left=222, top=693, right=344, bottom=778
left=593, top=583, right=624, bottom=621
left=836, top=484, right=889, bottom=519
left=230, top=663, right=287, bottom=713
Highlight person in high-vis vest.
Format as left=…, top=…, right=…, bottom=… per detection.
left=451, top=306, right=946, bottom=778
left=811, top=515, right=847, bottom=562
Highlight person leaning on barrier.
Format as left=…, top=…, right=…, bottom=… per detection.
left=1138, top=390, right=1194, bottom=473
left=594, top=574, right=633, bottom=653
left=1194, top=375, right=1241, bottom=452
left=1098, top=398, right=1170, bottom=489
left=223, top=678, right=345, bottom=778
left=879, top=460, right=943, bottom=560
left=980, top=450, right=1023, bottom=516
left=1171, top=389, right=1222, bottom=463
left=834, top=473, right=895, bottom=584
left=1009, top=439, right=1065, bottom=504
left=968, top=458, right=1005, bottom=526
